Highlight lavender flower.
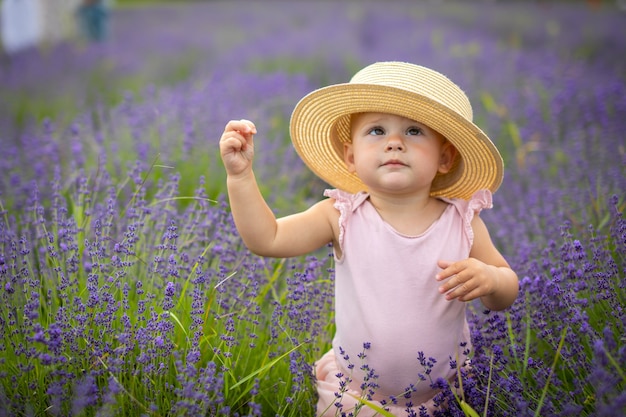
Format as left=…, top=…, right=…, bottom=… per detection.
left=0, top=2, right=624, bottom=416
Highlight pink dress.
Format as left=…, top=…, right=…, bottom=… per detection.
left=316, top=189, right=493, bottom=416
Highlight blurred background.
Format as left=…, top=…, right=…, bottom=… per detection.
left=2, top=0, right=625, bottom=57
left=0, top=2, right=624, bottom=415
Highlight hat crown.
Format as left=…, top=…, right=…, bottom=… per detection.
left=350, top=62, right=473, bottom=122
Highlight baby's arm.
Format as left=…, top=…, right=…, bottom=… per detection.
left=435, top=215, right=519, bottom=311
left=219, top=120, right=336, bottom=258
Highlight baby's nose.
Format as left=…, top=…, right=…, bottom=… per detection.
left=385, top=138, right=405, bottom=151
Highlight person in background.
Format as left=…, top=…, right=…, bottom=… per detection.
left=77, top=0, right=109, bottom=42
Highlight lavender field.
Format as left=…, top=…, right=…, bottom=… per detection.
left=0, top=1, right=625, bottom=416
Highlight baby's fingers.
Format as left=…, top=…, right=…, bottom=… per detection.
left=436, top=259, right=475, bottom=300
left=219, top=134, right=246, bottom=154
left=221, top=120, right=256, bottom=150
left=225, top=119, right=257, bottom=137
left=437, top=268, right=467, bottom=298
left=441, top=275, right=477, bottom=301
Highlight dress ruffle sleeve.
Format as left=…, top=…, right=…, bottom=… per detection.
left=443, top=189, right=493, bottom=246
left=323, top=189, right=369, bottom=254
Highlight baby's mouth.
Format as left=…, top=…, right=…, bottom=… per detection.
left=382, top=159, right=407, bottom=167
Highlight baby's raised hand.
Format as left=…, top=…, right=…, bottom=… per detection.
left=219, top=119, right=257, bottom=177
left=435, top=258, right=498, bottom=303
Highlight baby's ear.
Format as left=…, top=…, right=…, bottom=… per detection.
left=343, top=143, right=357, bottom=173
left=438, top=141, right=457, bottom=174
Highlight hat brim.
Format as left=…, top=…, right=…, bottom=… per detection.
left=290, top=83, right=503, bottom=200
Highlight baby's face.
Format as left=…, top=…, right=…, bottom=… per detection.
left=344, top=112, right=455, bottom=194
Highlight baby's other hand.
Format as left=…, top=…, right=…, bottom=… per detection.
left=219, top=119, right=257, bottom=177
left=435, top=258, right=498, bottom=302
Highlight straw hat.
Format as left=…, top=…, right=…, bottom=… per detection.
left=289, top=61, right=503, bottom=200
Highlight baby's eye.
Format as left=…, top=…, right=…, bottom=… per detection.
left=406, top=126, right=423, bottom=136
left=367, top=127, right=385, bottom=136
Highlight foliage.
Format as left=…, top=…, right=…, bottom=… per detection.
left=0, top=1, right=624, bottom=416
